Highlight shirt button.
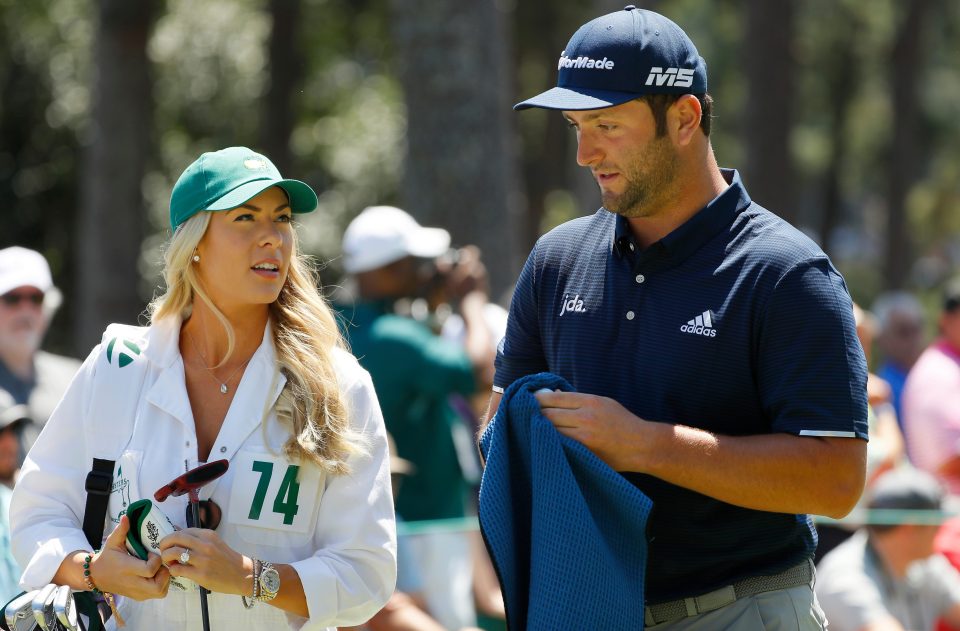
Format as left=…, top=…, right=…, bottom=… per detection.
left=185, top=441, right=191, bottom=447
left=635, top=274, right=645, bottom=284
left=628, top=243, right=635, bottom=252
left=220, top=446, right=227, bottom=453
left=626, top=311, right=635, bottom=320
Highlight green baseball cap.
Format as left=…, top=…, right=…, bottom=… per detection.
left=169, top=146, right=318, bottom=230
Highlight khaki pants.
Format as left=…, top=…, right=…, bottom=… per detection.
left=645, top=585, right=828, bottom=630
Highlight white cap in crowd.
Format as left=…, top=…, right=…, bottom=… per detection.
left=342, top=206, right=450, bottom=274
left=0, top=397, right=29, bottom=431
left=0, top=247, right=54, bottom=297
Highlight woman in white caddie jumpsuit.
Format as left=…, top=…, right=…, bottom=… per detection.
left=10, top=147, right=397, bottom=630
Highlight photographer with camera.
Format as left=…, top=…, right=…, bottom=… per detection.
left=339, top=206, right=493, bottom=631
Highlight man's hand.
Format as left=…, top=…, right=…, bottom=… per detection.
left=533, top=389, right=865, bottom=517
left=535, top=389, right=645, bottom=471
left=442, top=246, right=489, bottom=302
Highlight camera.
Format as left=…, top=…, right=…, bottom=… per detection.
left=435, top=248, right=462, bottom=270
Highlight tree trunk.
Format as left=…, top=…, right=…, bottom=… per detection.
left=389, top=0, right=523, bottom=298
left=513, top=0, right=572, bottom=252
left=819, top=11, right=859, bottom=252
left=0, top=40, right=80, bottom=354
left=259, top=0, right=302, bottom=174
left=743, top=0, right=796, bottom=224
left=75, top=0, right=158, bottom=351
left=884, top=0, right=929, bottom=289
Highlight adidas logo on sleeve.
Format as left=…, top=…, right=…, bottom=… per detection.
left=680, top=310, right=717, bottom=337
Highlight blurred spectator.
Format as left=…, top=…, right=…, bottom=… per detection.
left=816, top=303, right=907, bottom=563
left=936, top=518, right=960, bottom=631
left=343, top=434, right=482, bottom=631
left=0, top=247, right=81, bottom=457
left=441, top=294, right=508, bottom=421
left=873, top=291, right=927, bottom=423
left=338, top=206, right=493, bottom=630
left=0, top=400, right=27, bottom=601
left=350, top=593, right=449, bottom=631
left=902, top=279, right=960, bottom=494
left=0, top=399, right=24, bottom=487
left=816, top=467, right=960, bottom=631
left=854, top=303, right=907, bottom=486
left=439, top=292, right=509, bottom=629
left=410, top=245, right=509, bottom=629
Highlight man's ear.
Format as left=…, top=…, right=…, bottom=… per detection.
left=670, top=95, right=703, bottom=147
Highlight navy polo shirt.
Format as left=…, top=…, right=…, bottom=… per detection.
left=494, top=169, right=868, bottom=603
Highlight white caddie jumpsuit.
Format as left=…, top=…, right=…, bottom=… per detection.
left=11, top=316, right=397, bottom=630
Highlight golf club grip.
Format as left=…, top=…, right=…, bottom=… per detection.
left=186, top=499, right=212, bottom=631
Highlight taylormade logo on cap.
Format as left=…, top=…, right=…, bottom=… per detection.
left=558, top=54, right=615, bottom=70
left=514, top=6, right=708, bottom=111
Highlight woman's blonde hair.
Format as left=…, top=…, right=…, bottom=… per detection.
left=150, top=210, right=361, bottom=474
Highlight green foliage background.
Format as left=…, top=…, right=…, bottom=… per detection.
left=1, top=0, right=959, bottom=353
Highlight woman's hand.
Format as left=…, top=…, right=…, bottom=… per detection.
left=158, top=528, right=253, bottom=596
left=90, top=515, right=171, bottom=601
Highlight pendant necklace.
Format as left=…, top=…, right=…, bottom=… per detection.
left=186, top=330, right=251, bottom=394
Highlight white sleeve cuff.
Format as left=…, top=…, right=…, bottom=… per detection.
left=19, top=532, right=92, bottom=590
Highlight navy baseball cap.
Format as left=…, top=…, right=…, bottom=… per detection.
left=515, top=5, right=707, bottom=111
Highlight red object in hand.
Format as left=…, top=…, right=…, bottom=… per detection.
left=154, top=459, right=229, bottom=502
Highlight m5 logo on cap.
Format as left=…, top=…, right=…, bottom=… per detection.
left=558, top=54, right=615, bottom=70
left=645, top=67, right=695, bottom=88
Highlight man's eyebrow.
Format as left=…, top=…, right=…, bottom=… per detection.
left=564, top=111, right=610, bottom=124
left=579, top=112, right=606, bottom=122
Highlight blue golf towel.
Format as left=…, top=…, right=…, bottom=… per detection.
left=479, top=373, right=653, bottom=630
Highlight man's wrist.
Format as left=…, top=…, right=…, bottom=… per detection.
left=629, top=417, right=670, bottom=475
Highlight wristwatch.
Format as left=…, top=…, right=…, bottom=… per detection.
left=258, top=562, right=280, bottom=602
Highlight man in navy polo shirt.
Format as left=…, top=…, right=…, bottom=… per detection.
left=485, top=6, right=868, bottom=629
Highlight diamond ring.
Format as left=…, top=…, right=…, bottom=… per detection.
left=180, top=549, right=191, bottom=565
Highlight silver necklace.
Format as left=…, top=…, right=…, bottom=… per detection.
left=186, top=330, right=250, bottom=394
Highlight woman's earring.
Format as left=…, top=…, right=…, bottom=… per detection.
left=193, top=254, right=200, bottom=263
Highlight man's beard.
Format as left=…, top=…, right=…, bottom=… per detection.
left=600, top=134, right=679, bottom=218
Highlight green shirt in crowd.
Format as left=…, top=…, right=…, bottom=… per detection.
left=339, top=301, right=475, bottom=522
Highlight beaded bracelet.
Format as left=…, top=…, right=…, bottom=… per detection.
left=83, top=551, right=126, bottom=627
left=82, top=552, right=100, bottom=593
left=241, top=558, right=261, bottom=609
